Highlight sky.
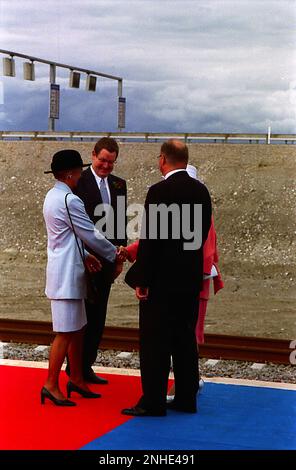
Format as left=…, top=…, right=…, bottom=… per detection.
left=0, top=0, right=295, bottom=133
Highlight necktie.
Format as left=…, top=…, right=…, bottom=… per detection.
left=100, top=178, right=110, bottom=205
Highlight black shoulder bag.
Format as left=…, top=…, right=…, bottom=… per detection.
left=65, top=193, right=99, bottom=304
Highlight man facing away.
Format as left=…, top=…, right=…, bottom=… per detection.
left=66, top=138, right=127, bottom=384
left=122, top=140, right=212, bottom=416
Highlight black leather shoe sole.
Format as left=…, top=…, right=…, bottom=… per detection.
left=121, top=406, right=166, bottom=417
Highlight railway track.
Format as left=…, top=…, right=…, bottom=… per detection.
left=0, top=318, right=293, bottom=364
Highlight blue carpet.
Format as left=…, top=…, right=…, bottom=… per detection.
left=82, top=383, right=296, bottom=450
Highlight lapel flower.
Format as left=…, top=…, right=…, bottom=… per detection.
left=111, top=180, right=125, bottom=190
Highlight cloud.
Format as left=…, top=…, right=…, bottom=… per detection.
left=0, top=0, right=295, bottom=132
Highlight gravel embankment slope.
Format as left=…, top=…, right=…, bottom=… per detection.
left=0, top=142, right=295, bottom=338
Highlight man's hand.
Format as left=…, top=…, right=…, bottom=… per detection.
left=85, top=254, right=102, bottom=273
left=116, top=246, right=129, bottom=263
left=112, top=246, right=129, bottom=280
left=136, top=287, right=149, bottom=301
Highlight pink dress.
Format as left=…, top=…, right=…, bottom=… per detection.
left=195, top=216, right=224, bottom=344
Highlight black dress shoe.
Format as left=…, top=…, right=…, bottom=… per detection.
left=84, top=370, right=108, bottom=385
left=121, top=406, right=166, bottom=417
left=41, top=387, right=76, bottom=406
left=67, top=381, right=101, bottom=399
left=166, top=400, right=197, bottom=413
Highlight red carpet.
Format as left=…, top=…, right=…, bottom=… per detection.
left=0, top=365, right=142, bottom=450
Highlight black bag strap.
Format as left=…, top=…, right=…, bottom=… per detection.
left=65, top=193, right=86, bottom=267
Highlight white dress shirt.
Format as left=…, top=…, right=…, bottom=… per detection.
left=164, top=169, right=187, bottom=180
left=90, top=165, right=111, bottom=204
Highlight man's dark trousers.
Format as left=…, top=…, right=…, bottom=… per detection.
left=137, top=289, right=200, bottom=413
left=82, top=277, right=111, bottom=376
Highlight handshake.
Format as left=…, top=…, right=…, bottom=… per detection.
left=113, top=246, right=131, bottom=280
left=116, top=246, right=130, bottom=263
left=86, top=244, right=148, bottom=300
left=85, top=246, right=130, bottom=279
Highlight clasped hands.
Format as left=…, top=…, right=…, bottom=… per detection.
left=86, top=247, right=149, bottom=300
left=116, top=246, right=129, bottom=263
left=85, top=248, right=126, bottom=278
left=112, top=246, right=129, bottom=280
left=85, top=247, right=127, bottom=277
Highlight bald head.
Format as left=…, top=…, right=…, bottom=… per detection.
left=160, top=139, right=189, bottom=166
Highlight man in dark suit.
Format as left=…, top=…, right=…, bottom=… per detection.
left=66, top=137, right=127, bottom=384
left=122, top=140, right=212, bottom=416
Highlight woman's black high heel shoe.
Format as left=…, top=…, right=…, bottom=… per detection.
left=67, top=381, right=101, bottom=399
left=41, top=387, right=76, bottom=406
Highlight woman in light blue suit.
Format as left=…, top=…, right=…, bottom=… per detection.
left=42, top=150, right=117, bottom=406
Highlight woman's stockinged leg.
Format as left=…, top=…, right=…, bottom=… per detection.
left=67, top=326, right=92, bottom=392
left=44, top=332, right=73, bottom=400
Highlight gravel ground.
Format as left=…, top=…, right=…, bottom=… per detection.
left=0, top=142, right=296, bottom=340
left=2, top=342, right=296, bottom=384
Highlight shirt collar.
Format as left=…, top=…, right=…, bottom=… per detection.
left=164, top=168, right=187, bottom=180
left=91, top=165, right=107, bottom=184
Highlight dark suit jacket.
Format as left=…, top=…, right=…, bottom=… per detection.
left=75, top=167, right=127, bottom=283
left=125, top=170, right=212, bottom=294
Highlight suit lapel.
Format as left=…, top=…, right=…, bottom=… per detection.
left=85, top=167, right=103, bottom=206
left=108, top=175, right=117, bottom=208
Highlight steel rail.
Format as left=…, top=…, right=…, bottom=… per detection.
left=0, top=130, right=296, bottom=143
left=0, top=319, right=293, bottom=365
